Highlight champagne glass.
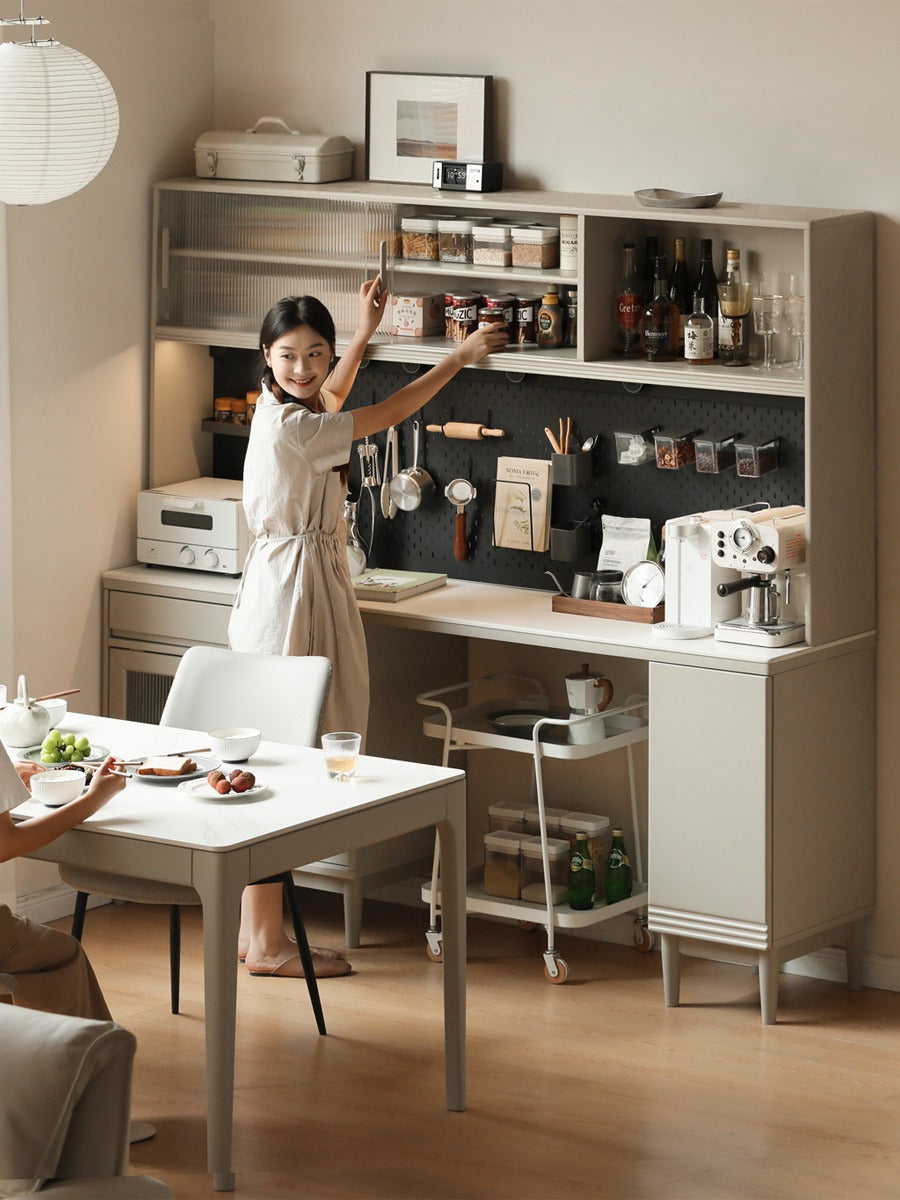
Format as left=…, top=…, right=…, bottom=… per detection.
left=717, top=281, right=753, bottom=366
left=785, top=274, right=805, bottom=374
left=751, top=289, right=784, bottom=370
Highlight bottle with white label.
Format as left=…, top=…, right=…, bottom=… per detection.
left=718, top=248, right=744, bottom=363
left=685, top=291, right=715, bottom=364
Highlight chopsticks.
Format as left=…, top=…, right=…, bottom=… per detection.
left=36, top=688, right=80, bottom=702
left=76, top=746, right=211, bottom=775
left=544, top=418, right=573, bottom=454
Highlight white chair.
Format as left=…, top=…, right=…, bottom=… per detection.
left=58, top=648, right=332, bottom=1031
left=0, top=974, right=174, bottom=1199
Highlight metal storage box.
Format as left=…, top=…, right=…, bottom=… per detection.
left=194, top=117, right=353, bottom=184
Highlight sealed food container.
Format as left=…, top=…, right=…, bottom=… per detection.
left=390, top=292, right=444, bottom=337
left=520, top=835, right=570, bottom=904
left=559, top=813, right=611, bottom=898
left=523, top=806, right=567, bottom=838
left=448, top=292, right=481, bottom=341
left=443, top=290, right=455, bottom=340
left=473, top=224, right=512, bottom=267
left=483, top=292, right=515, bottom=324
left=230, top=396, right=248, bottom=425
left=735, top=437, right=781, bottom=477
left=401, top=216, right=439, bottom=261
left=511, top=224, right=560, bottom=269
left=246, top=390, right=260, bottom=422
left=654, top=427, right=703, bottom=469
left=514, top=295, right=541, bottom=344
left=438, top=217, right=475, bottom=263
left=488, top=802, right=528, bottom=833
left=694, top=432, right=741, bottom=474
left=614, top=428, right=659, bottom=466
left=214, top=396, right=233, bottom=422
left=483, top=831, right=522, bottom=899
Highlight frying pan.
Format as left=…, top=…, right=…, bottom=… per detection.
left=389, top=419, right=435, bottom=512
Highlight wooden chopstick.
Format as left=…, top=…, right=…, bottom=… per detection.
left=35, top=688, right=81, bottom=701
left=564, top=417, right=572, bottom=454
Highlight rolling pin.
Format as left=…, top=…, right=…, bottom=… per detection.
left=426, top=422, right=505, bottom=440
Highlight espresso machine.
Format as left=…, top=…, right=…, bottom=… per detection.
left=713, top=505, right=807, bottom=646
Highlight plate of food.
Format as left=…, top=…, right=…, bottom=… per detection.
left=634, top=187, right=722, bottom=210
left=21, top=741, right=110, bottom=767
left=178, top=769, right=267, bottom=801
left=131, top=754, right=220, bottom=784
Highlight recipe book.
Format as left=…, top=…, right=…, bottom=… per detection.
left=351, top=569, right=447, bottom=603
left=493, top=457, right=552, bottom=552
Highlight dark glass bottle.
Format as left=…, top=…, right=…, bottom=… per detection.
left=642, top=235, right=659, bottom=306
left=614, top=243, right=642, bottom=357
left=641, top=258, right=679, bottom=362
left=568, top=832, right=595, bottom=910
left=695, top=237, right=719, bottom=352
left=668, top=236, right=693, bottom=355
left=604, top=828, right=633, bottom=904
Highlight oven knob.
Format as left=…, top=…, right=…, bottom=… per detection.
left=203, top=549, right=220, bottom=569
left=178, top=546, right=196, bottom=566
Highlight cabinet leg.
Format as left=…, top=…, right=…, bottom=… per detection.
left=758, top=952, right=779, bottom=1025
left=660, top=934, right=682, bottom=1007
left=845, top=919, right=866, bottom=991
left=342, top=881, right=364, bottom=950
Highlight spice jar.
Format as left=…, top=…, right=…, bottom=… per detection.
left=400, top=216, right=439, bottom=261
left=514, top=295, right=541, bottom=344
left=230, top=396, right=248, bottom=425
left=438, top=217, right=475, bottom=264
left=654, top=427, right=703, bottom=469
left=213, top=397, right=233, bottom=422
left=448, top=292, right=481, bottom=341
left=246, top=390, right=260, bottom=422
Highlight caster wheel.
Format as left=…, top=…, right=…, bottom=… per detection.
left=633, top=923, right=655, bottom=953
left=517, top=920, right=537, bottom=931
left=544, top=957, right=569, bottom=985
left=425, top=942, right=443, bottom=963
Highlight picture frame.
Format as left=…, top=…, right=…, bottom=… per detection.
left=365, top=71, right=492, bottom=184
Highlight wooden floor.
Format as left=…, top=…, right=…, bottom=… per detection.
left=69, top=894, right=900, bottom=1200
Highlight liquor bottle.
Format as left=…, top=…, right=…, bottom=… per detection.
left=614, top=243, right=642, bottom=357
left=684, top=291, right=715, bottom=364
left=695, top=238, right=718, bottom=353
left=604, top=828, right=633, bottom=904
left=668, top=236, right=693, bottom=355
left=641, top=257, right=679, bottom=362
left=642, top=235, right=659, bottom=305
left=567, top=832, right=595, bottom=911
left=536, top=286, right=564, bottom=348
left=718, top=248, right=744, bottom=364
left=563, top=287, right=578, bottom=348
left=343, top=497, right=366, bottom=578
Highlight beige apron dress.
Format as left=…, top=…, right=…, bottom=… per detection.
left=228, top=386, right=369, bottom=741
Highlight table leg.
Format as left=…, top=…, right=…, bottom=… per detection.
left=436, top=780, right=466, bottom=1112
left=193, top=853, right=246, bottom=1191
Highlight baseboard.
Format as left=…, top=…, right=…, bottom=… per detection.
left=16, top=883, right=109, bottom=926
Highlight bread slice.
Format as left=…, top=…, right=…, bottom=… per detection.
left=137, top=756, right=197, bottom=777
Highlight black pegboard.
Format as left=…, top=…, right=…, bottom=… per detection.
left=210, top=350, right=805, bottom=592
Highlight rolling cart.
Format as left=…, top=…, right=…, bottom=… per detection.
left=417, top=674, right=651, bottom=983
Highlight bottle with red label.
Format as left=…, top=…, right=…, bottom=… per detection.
left=614, top=242, right=643, bottom=357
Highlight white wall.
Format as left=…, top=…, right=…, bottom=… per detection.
left=208, top=0, right=900, bottom=966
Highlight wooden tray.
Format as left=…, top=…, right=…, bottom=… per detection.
left=551, top=595, right=665, bottom=624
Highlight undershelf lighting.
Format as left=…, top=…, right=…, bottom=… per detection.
left=0, top=3, right=118, bottom=205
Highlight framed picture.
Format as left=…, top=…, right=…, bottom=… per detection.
left=365, top=72, right=492, bottom=184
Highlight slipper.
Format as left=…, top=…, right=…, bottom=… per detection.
left=129, top=1121, right=156, bottom=1144
left=248, top=950, right=351, bottom=979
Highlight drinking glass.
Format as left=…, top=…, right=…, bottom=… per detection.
left=321, top=731, right=361, bottom=781
left=716, top=281, right=753, bottom=366
left=752, top=291, right=784, bottom=369
left=785, top=274, right=805, bottom=374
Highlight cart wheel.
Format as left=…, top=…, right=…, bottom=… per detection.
left=517, top=920, right=537, bottom=931
left=425, top=941, right=443, bottom=963
left=633, top=922, right=655, bottom=953
left=544, top=957, right=569, bottom=985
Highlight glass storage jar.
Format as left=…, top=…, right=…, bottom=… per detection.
left=473, top=224, right=512, bottom=267
left=511, top=224, right=560, bottom=269
left=401, top=216, right=439, bottom=261
left=438, top=217, right=475, bottom=263
left=520, top=835, right=570, bottom=904
left=448, top=292, right=481, bottom=341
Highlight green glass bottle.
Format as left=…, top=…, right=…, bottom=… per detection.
left=604, top=828, right=633, bottom=905
left=567, top=832, right=595, bottom=911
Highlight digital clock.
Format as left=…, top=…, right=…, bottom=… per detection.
left=432, top=159, right=503, bottom=192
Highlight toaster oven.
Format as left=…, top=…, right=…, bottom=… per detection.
left=137, top=477, right=249, bottom=574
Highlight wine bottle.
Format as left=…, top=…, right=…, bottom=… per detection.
left=718, top=248, right=744, bottom=364
left=641, top=257, right=679, bottom=362
left=695, top=238, right=719, bottom=353
left=614, top=243, right=642, bottom=357
left=642, top=235, right=659, bottom=306
left=668, top=236, right=693, bottom=356
left=604, top=828, right=633, bottom=905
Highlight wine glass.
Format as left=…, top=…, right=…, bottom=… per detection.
left=751, top=290, right=784, bottom=370
left=785, top=274, right=805, bottom=374
left=717, top=281, right=753, bottom=366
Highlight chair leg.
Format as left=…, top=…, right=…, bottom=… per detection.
left=281, top=875, right=326, bottom=1036
left=169, top=905, right=181, bottom=1015
left=71, top=892, right=89, bottom=942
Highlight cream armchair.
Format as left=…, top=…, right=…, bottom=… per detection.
left=0, top=975, right=172, bottom=1199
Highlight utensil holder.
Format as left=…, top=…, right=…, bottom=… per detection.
left=551, top=451, right=591, bottom=486
left=550, top=522, right=591, bottom=563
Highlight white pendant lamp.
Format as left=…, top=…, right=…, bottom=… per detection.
left=0, top=4, right=118, bottom=205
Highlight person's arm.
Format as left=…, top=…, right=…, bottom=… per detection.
left=350, top=324, right=509, bottom=440
left=325, top=277, right=385, bottom=410
left=0, top=759, right=125, bottom=863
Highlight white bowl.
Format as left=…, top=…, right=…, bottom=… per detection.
left=30, top=767, right=86, bottom=806
left=40, top=698, right=68, bottom=729
left=208, top=727, right=261, bottom=763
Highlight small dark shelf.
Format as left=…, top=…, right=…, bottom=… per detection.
left=201, top=419, right=250, bottom=439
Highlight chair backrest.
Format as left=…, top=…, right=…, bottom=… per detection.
left=160, top=647, right=332, bottom=748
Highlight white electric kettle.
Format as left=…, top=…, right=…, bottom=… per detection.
left=565, top=663, right=614, bottom=745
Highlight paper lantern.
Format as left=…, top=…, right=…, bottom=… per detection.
left=0, top=39, right=119, bottom=205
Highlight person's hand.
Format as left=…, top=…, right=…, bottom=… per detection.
left=456, top=324, right=509, bottom=365
left=83, top=757, right=127, bottom=812
left=356, top=276, right=386, bottom=340
left=15, top=760, right=44, bottom=788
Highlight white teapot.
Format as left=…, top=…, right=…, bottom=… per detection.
left=0, top=675, right=51, bottom=748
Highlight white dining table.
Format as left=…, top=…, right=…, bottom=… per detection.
left=13, top=713, right=467, bottom=1192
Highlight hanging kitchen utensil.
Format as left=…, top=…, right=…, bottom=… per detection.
left=389, top=419, right=435, bottom=512
left=445, top=477, right=477, bottom=561
left=425, top=422, right=505, bottom=440
left=381, top=426, right=398, bottom=518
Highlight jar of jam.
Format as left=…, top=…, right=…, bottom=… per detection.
left=483, top=292, right=515, bottom=326
left=514, top=296, right=541, bottom=345
left=448, top=292, right=481, bottom=342
left=477, top=306, right=508, bottom=339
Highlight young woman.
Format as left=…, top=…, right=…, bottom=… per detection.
left=229, top=280, right=507, bottom=978
left=0, top=746, right=125, bottom=1018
